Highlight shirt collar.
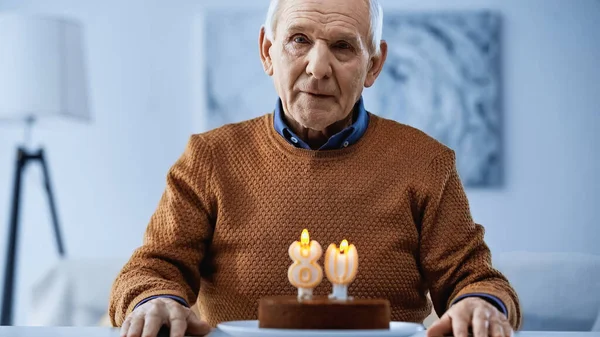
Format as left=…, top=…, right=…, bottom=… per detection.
left=273, top=97, right=369, bottom=150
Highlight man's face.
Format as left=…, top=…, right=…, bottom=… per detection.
left=260, top=0, right=383, bottom=132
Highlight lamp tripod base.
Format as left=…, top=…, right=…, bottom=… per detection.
left=1, top=147, right=66, bottom=326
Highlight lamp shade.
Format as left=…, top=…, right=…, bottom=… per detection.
left=0, top=13, right=90, bottom=122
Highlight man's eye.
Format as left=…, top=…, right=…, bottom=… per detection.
left=335, top=42, right=351, bottom=50
left=293, top=36, right=309, bottom=44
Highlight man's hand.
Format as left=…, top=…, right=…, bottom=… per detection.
left=120, top=298, right=211, bottom=337
left=427, top=297, right=513, bottom=337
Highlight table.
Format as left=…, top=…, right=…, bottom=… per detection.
left=0, top=327, right=598, bottom=337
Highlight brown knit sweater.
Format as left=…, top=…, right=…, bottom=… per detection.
left=109, top=113, right=522, bottom=329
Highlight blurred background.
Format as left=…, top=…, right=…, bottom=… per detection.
left=0, top=0, right=598, bottom=331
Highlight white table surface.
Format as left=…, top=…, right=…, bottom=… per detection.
left=0, top=327, right=599, bottom=337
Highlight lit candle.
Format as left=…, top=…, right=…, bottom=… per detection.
left=288, top=229, right=323, bottom=299
left=325, top=239, right=358, bottom=300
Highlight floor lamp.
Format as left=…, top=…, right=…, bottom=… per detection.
left=0, top=14, right=89, bottom=325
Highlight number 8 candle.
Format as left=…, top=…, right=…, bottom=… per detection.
left=288, top=229, right=323, bottom=299
left=325, top=239, right=358, bottom=300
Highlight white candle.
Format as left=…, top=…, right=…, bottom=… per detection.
left=325, top=239, right=358, bottom=300
left=288, top=229, right=323, bottom=299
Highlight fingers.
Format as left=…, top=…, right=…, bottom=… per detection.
left=426, top=312, right=452, bottom=337
left=450, top=310, right=470, bottom=337
left=164, top=299, right=187, bottom=337
left=472, top=307, right=490, bottom=337
left=502, top=320, right=514, bottom=337
left=427, top=309, right=470, bottom=337
left=116, top=298, right=217, bottom=337
left=169, top=316, right=187, bottom=337
left=489, top=320, right=504, bottom=337
left=139, top=299, right=168, bottom=337
left=486, top=309, right=512, bottom=337
left=489, top=315, right=513, bottom=337
left=427, top=297, right=515, bottom=337
left=142, top=311, right=166, bottom=337
left=126, top=314, right=145, bottom=337
left=166, top=300, right=211, bottom=337
left=120, top=298, right=194, bottom=337
left=186, top=312, right=212, bottom=336
left=120, top=317, right=131, bottom=337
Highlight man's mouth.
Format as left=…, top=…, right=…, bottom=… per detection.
left=303, top=91, right=334, bottom=98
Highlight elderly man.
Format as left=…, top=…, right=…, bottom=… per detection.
left=110, top=0, right=521, bottom=336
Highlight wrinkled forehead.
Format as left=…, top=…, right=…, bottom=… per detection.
left=276, top=0, right=371, bottom=41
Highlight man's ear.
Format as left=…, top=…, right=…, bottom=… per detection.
left=364, top=40, right=388, bottom=88
left=259, top=26, right=274, bottom=76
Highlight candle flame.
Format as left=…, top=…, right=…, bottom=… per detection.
left=340, top=239, right=349, bottom=254
left=301, top=229, right=310, bottom=247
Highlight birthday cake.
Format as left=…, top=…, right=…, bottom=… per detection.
left=258, top=296, right=391, bottom=329
left=257, top=230, right=391, bottom=330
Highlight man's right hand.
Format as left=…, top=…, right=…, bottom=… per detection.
left=120, top=297, right=211, bottom=337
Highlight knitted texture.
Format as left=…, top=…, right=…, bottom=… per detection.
left=109, top=113, right=522, bottom=329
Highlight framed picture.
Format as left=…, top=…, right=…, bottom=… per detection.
left=203, top=10, right=503, bottom=187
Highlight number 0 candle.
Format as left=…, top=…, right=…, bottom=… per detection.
left=324, top=239, right=358, bottom=300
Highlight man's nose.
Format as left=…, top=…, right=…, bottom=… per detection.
left=305, top=42, right=333, bottom=80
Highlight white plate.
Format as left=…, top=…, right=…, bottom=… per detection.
left=217, top=320, right=425, bottom=337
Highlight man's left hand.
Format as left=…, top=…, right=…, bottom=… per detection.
left=427, top=297, right=513, bottom=337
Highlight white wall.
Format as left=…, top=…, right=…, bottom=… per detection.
left=0, top=0, right=203, bottom=325
left=0, top=0, right=598, bottom=325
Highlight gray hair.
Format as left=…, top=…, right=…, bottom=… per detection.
left=264, top=0, right=383, bottom=55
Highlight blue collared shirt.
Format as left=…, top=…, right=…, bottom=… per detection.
left=273, top=97, right=369, bottom=150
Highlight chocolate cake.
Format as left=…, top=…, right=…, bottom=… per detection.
left=258, top=296, right=391, bottom=329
